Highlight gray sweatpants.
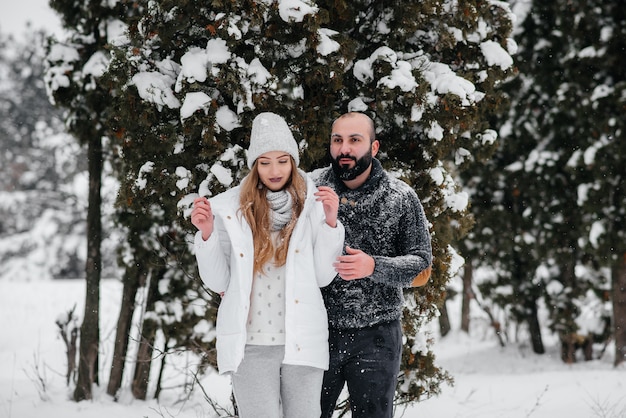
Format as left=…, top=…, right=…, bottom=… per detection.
left=231, top=345, right=324, bottom=418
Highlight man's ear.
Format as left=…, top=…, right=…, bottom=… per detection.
left=371, top=139, right=380, bottom=157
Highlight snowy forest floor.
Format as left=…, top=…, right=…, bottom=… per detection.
left=1, top=279, right=625, bottom=418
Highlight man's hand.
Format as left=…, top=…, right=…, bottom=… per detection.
left=334, top=246, right=375, bottom=280
left=314, top=186, right=339, bottom=228
left=191, top=197, right=214, bottom=240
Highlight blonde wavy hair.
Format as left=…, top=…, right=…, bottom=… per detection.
left=239, top=157, right=306, bottom=275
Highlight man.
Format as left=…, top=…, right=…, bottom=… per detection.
left=311, top=112, right=432, bottom=418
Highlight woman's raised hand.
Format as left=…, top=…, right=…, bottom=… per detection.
left=191, top=197, right=214, bottom=240
left=314, top=186, right=339, bottom=228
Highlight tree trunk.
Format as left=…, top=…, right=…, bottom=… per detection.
left=74, top=136, right=102, bottom=401
left=131, top=265, right=161, bottom=400
left=132, top=318, right=158, bottom=400
left=558, top=251, right=579, bottom=364
left=106, top=267, right=144, bottom=398
left=154, top=339, right=169, bottom=400
left=438, top=298, right=451, bottom=337
left=461, top=262, right=473, bottom=333
left=612, top=253, right=626, bottom=366
left=526, top=299, right=545, bottom=354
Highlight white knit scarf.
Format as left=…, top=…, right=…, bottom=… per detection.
left=266, top=189, right=293, bottom=231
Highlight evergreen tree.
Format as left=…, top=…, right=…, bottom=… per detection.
left=0, top=28, right=94, bottom=281
left=44, top=0, right=140, bottom=401
left=104, top=0, right=515, bottom=407
left=464, top=0, right=623, bottom=363
left=545, top=1, right=626, bottom=366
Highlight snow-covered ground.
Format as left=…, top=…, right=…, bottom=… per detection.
left=1, top=279, right=624, bottom=418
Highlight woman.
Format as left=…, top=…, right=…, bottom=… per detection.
left=191, top=112, right=344, bottom=417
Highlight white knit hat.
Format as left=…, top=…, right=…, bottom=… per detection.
left=247, top=112, right=300, bottom=169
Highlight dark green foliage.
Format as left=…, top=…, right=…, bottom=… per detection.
left=48, top=0, right=515, bottom=406
left=464, top=0, right=625, bottom=362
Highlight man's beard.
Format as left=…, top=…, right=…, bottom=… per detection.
left=331, top=150, right=372, bottom=181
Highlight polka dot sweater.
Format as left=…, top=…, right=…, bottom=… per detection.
left=246, top=262, right=287, bottom=345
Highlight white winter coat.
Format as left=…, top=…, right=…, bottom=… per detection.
left=194, top=173, right=345, bottom=374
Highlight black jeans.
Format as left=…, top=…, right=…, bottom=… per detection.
left=320, top=319, right=402, bottom=418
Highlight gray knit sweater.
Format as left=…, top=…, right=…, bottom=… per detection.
left=310, top=158, right=432, bottom=330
